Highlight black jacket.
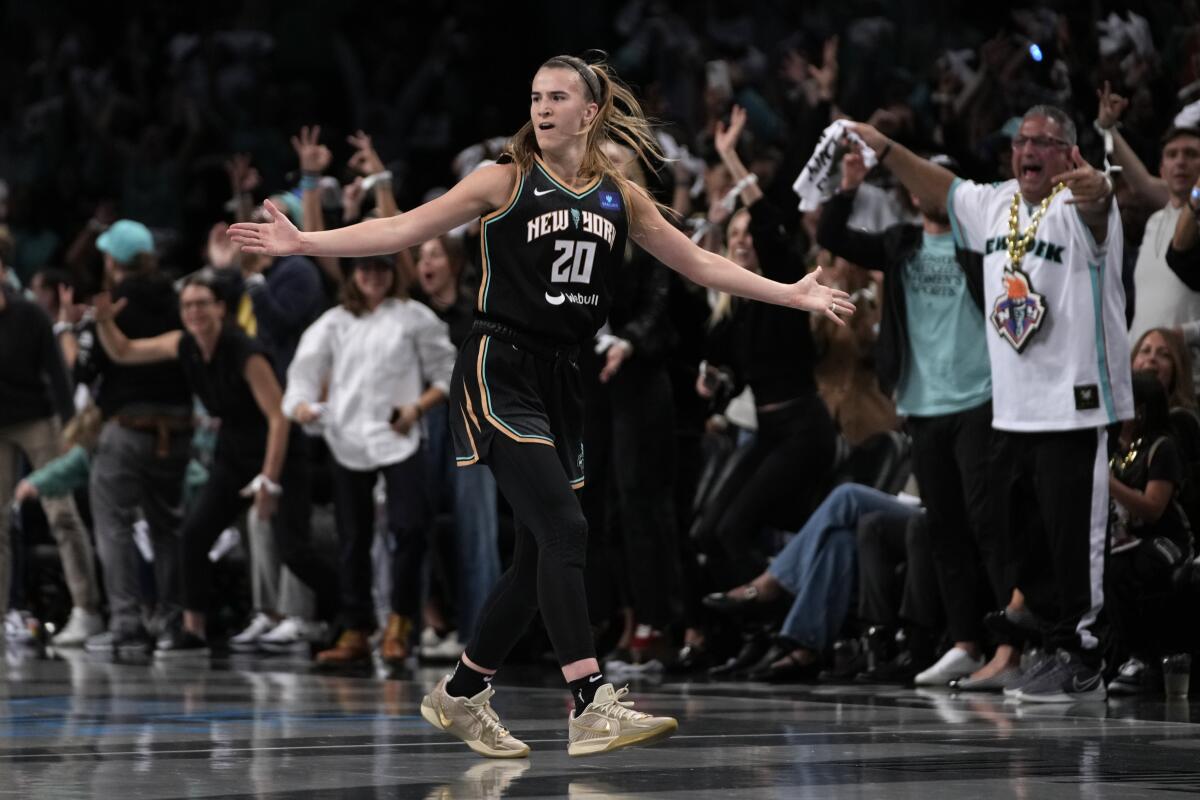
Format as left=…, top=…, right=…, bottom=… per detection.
left=0, top=287, right=73, bottom=425
left=75, top=273, right=191, bottom=418
left=817, top=187, right=983, bottom=396
left=706, top=199, right=818, bottom=406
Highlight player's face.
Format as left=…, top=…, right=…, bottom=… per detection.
left=416, top=239, right=454, bottom=297
left=530, top=68, right=598, bottom=153
left=1160, top=135, right=1200, bottom=199
left=1132, top=331, right=1175, bottom=393
left=179, top=284, right=224, bottom=338
left=1011, top=116, right=1073, bottom=202
left=726, top=210, right=758, bottom=271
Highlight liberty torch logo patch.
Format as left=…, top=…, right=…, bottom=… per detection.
left=990, top=269, right=1046, bottom=353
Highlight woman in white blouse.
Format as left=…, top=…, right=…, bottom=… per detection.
left=284, top=255, right=456, bottom=667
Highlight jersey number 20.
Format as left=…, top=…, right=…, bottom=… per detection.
left=551, top=240, right=597, bottom=285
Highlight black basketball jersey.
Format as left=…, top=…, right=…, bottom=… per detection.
left=476, top=155, right=629, bottom=344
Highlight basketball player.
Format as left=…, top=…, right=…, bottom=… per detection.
left=230, top=54, right=854, bottom=757
left=848, top=106, right=1133, bottom=703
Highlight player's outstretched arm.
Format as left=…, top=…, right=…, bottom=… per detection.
left=629, top=189, right=855, bottom=326
left=228, top=164, right=517, bottom=258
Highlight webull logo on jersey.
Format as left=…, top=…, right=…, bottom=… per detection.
left=990, top=268, right=1046, bottom=353
left=544, top=290, right=601, bottom=307
left=527, top=209, right=617, bottom=249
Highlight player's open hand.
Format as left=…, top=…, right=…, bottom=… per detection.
left=791, top=266, right=855, bottom=325
left=227, top=199, right=304, bottom=256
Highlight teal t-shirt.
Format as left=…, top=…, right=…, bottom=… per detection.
left=894, top=231, right=992, bottom=416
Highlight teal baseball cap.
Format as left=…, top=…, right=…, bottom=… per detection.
left=96, top=219, right=155, bottom=264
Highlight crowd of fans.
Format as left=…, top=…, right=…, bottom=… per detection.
left=3, top=2, right=1200, bottom=698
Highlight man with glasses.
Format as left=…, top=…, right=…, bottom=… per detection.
left=850, top=105, right=1133, bottom=703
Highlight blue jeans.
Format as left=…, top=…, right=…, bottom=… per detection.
left=768, top=484, right=916, bottom=650
left=424, top=404, right=500, bottom=640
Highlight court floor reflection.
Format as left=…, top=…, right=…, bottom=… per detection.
left=1, top=645, right=1198, bottom=799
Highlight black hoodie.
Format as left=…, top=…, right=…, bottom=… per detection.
left=75, top=273, right=192, bottom=418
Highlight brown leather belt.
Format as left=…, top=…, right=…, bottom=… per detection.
left=113, top=415, right=194, bottom=458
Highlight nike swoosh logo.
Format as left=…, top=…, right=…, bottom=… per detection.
left=544, top=292, right=565, bottom=305
left=533, top=187, right=555, bottom=196
left=435, top=699, right=453, bottom=729
left=1072, top=675, right=1101, bottom=693
left=574, top=718, right=613, bottom=737
left=588, top=675, right=603, bottom=683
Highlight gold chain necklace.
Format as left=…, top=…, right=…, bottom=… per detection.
left=1007, top=183, right=1066, bottom=270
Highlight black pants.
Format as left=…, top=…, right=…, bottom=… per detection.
left=993, top=427, right=1108, bottom=661
left=908, top=401, right=1005, bottom=643
left=607, top=361, right=681, bottom=631
left=332, top=454, right=430, bottom=631
left=692, top=393, right=837, bottom=585
left=180, top=434, right=338, bottom=620
left=857, top=510, right=942, bottom=631
left=1105, top=542, right=1180, bottom=660
left=466, top=434, right=595, bottom=668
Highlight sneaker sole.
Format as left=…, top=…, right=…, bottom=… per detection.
left=419, top=697, right=530, bottom=759
left=1017, top=687, right=1107, bottom=704
left=567, top=718, right=678, bottom=757
left=259, top=641, right=315, bottom=655
left=154, top=648, right=211, bottom=660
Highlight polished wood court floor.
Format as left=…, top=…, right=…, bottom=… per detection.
left=2, top=647, right=1198, bottom=798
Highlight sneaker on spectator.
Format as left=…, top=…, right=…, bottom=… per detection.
left=914, top=647, right=984, bottom=686
left=230, top=612, right=279, bottom=653
left=155, top=628, right=211, bottom=660
left=420, top=629, right=466, bottom=663
left=259, top=617, right=329, bottom=654
left=1004, top=649, right=1056, bottom=698
left=1013, top=649, right=1106, bottom=704
left=4, top=609, right=41, bottom=646
left=51, top=608, right=105, bottom=648
left=1107, top=657, right=1159, bottom=696
left=85, top=627, right=155, bottom=657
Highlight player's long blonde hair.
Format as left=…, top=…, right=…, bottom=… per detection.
left=506, top=54, right=667, bottom=227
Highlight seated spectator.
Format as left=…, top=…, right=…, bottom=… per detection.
left=703, top=483, right=920, bottom=681
left=1106, top=372, right=1195, bottom=694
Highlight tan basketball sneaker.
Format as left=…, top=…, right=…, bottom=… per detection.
left=567, top=683, right=678, bottom=756
left=420, top=676, right=531, bottom=758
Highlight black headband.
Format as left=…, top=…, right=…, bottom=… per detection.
left=549, top=57, right=602, bottom=103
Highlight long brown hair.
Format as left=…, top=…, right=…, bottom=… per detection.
left=1132, top=327, right=1197, bottom=410
left=341, top=256, right=408, bottom=316
left=505, top=54, right=668, bottom=227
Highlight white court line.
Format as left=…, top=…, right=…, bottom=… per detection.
left=0, top=724, right=1191, bottom=760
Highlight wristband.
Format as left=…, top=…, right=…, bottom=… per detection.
left=877, top=140, right=893, bottom=164
left=299, top=172, right=320, bottom=191
left=241, top=474, right=283, bottom=497
left=53, top=321, right=73, bottom=336
left=362, top=170, right=394, bottom=193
